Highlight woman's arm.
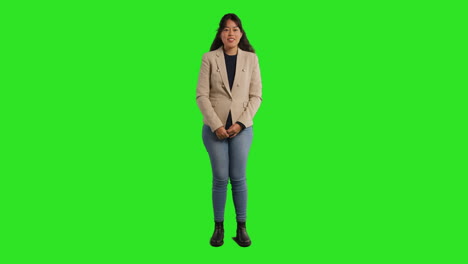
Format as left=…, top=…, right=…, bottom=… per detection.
left=196, top=54, right=224, bottom=132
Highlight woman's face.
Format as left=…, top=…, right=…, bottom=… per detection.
left=220, top=19, right=243, bottom=50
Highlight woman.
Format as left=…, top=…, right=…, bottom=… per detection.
left=196, top=13, right=262, bottom=247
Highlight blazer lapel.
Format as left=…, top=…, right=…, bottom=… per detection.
left=232, top=48, right=245, bottom=94
left=215, top=46, right=232, bottom=97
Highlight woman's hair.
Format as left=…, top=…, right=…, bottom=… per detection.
left=210, top=13, right=255, bottom=53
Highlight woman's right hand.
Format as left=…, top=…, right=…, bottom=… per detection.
left=215, top=127, right=230, bottom=140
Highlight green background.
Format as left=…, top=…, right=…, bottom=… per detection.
left=1, top=0, right=465, bottom=263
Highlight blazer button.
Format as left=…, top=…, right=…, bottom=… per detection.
left=242, top=69, right=246, bottom=72
left=222, top=84, right=225, bottom=88
left=217, top=68, right=220, bottom=72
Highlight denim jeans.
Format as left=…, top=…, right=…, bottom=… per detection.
left=202, top=125, right=253, bottom=222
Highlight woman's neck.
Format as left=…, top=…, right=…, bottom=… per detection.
left=224, top=46, right=238, bottom=56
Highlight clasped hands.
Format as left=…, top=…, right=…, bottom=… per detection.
left=215, top=123, right=242, bottom=140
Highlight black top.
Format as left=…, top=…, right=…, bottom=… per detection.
left=224, top=53, right=237, bottom=90
left=224, top=53, right=245, bottom=130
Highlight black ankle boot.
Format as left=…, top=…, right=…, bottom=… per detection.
left=233, top=221, right=251, bottom=247
left=210, top=221, right=224, bottom=247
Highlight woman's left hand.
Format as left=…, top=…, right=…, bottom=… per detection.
left=227, top=123, right=242, bottom=138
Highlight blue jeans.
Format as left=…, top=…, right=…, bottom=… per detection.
left=202, top=125, right=253, bottom=222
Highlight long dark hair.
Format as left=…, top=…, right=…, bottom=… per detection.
left=210, top=13, right=255, bottom=53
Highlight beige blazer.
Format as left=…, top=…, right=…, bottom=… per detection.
left=196, top=46, right=262, bottom=132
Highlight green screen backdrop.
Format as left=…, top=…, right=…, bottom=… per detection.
left=1, top=0, right=465, bottom=263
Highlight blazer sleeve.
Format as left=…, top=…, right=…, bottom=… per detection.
left=196, top=53, right=224, bottom=132
left=237, top=54, right=262, bottom=127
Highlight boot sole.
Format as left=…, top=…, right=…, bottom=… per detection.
left=232, top=237, right=251, bottom=247
left=210, top=241, right=224, bottom=247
